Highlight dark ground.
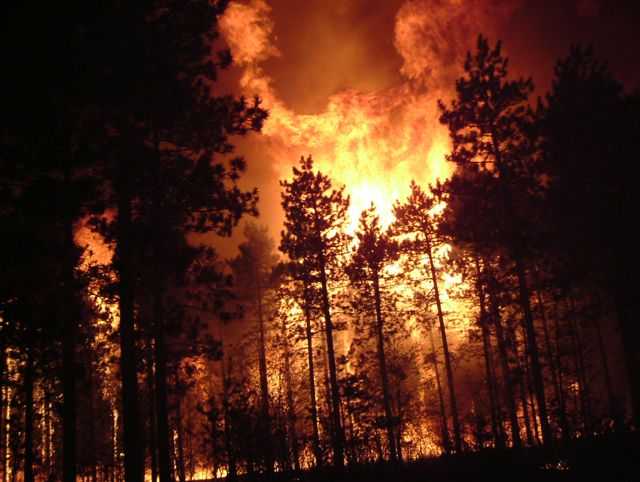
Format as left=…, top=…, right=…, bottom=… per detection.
left=228, top=432, right=640, bottom=482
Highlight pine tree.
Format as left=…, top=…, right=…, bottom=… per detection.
left=347, top=205, right=400, bottom=461
left=280, top=156, right=350, bottom=467
left=230, top=223, right=279, bottom=472
left=393, top=182, right=463, bottom=453
left=538, top=45, right=639, bottom=428
left=439, top=35, right=552, bottom=447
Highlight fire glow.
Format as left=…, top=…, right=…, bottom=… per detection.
left=218, top=0, right=466, bottom=232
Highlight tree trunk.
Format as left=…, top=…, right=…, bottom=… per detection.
left=145, top=339, right=159, bottom=482
left=153, top=289, right=172, bottom=482
left=492, top=131, right=550, bottom=447
left=303, top=285, right=322, bottom=467
left=372, top=275, right=397, bottom=461
left=88, top=368, right=98, bottom=482
left=0, top=345, right=6, bottom=482
left=552, top=302, right=570, bottom=439
left=474, top=258, right=504, bottom=449
left=281, top=315, right=300, bottom=471
left=255, top=269, right=273, bottom=473
left=535, top=286, right=569, bottom=444
left=61, top=181, right=77, bottom=482
left=44, top=383, right=52, bottom=475
left=320, top=324, right=333, bottom=441
left=116, top=178, right=144, bottom=482
left=175, top=372, right=186, bottom=482
left=513, top=256, right=552, bottom=447
left=513, top=327, right=534, bottom=446
left=221, top=356, right=236, bottom=481
left=373, top=273, right=398, bottom=462
left=521, top=327, right=542, bottom=445
left=394, top=385, right=404, bottom=462
left=344, top=391, right=357, bottom=464
left=592, top=298, right=619, bottom=430
left=318, top=252, right=344, bottom=467
left=427, top=322, right=450, bottom=454
left=24, top=348, right=34, bottom=482
left=425, top=239, right=461, bottom=453
left=567, top=298, right=591, bottom=436
left=486, top=273, right=521, bottom=448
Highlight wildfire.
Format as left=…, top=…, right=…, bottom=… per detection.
left=219, top=0, right=464, bottom=233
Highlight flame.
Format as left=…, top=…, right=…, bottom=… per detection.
left=220, top=0, right=525, bottom=231
left=220, top=1, right=461, bottom=232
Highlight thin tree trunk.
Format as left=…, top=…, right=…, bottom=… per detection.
left=425, top=239, right=461, bottom=453
left=221, top=356, right=236, bottom=482
left=492, top=126, right=551, bottom=448
left=44, top=384, right=52, bottom=475
left=474, top=258, right=503, bottom=449
left=344, top=391, right=357, bottom=464
left=317, top=252, right=344, bottom=467
left=535, top=286, right=569, bottom=443
left=394, top=386, right=404, bottom=462
left=255, top=269, right=273, bottom=473
left=175, top=372, right=186, bottom=482
left=302, top=285, right=322, bottom=467
left=487, top=280, right=521, bottom=448
left=281, top=315, right=300, bottom=471
left=427, top=322, right=450, bottom=454
left=513, top=328, right=534, bottom=446
left=567, top=298, right=591, bottom=436
left=116, top=179, right=144, bottom=482
left=145, top=339, right=158, bottom=482
left=320, top=324, right=333, bottom=441
left=372, top=275, right=397, bottom=461
left=513, top=256, right=551, bottom=447
left=24, top=348, right=34, bottom=482
left=88, top=367, right=98, bottom=482
left=0, top=345, right=6, bottom=482
left=521, top=327, right=542, bottom=446
left=153, top=290, right=172, bottom=482
left=552, top=302, right=570, bottom=439
left=592, top=299, right=618, bottom=429
left=62, top=177, right=77, bottom=482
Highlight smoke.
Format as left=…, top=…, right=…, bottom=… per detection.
left=219, top=0, right=280, bottom=67
left=393, top=0, right=521, bottom=86
left=219, top=0, right=496, bottom=237
left=218, top=0, right=638, bottom=247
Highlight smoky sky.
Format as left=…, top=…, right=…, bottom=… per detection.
left=242, top=0, right=639, bottom=109
left=207, top=0, right=640, bottom=257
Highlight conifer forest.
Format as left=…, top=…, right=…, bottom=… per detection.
left=1, top=1, right=639, bottom=481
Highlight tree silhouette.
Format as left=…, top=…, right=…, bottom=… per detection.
left=280, top=156, right=350, bottom=467
left=85, top=2, right=267, bottom=480
left=347, top=205, right=400, bottom=461
left=538, top=45, right=639, bottom=429
left=230, top=223, right=279, bottom=472
left=439, top=35, right=552, bottom=448
left=393, top=182, right=462, bottom=453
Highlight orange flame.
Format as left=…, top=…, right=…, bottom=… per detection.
left=220, top=0, right=461, bottom=232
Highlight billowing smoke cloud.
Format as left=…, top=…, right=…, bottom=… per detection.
left=394, top=0, right=521, bottom=85
left=217, top=0, right=637, bottom=248
left=219, top=0, right=487, bottom=237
